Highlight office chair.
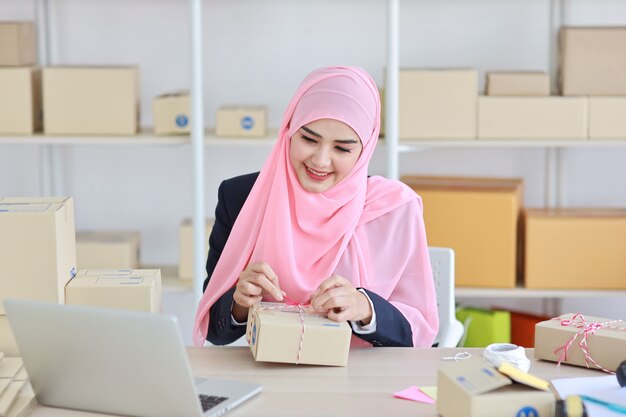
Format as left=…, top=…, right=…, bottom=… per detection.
left=429, top=247, right=465, bottom=347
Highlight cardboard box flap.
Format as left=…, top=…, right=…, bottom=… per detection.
left=439, top=360, right=512, bottom=395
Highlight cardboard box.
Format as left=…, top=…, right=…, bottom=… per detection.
left=76, top=231, right=140, bottom=270
left=153, top=92, right=190, bottom=135
left=42, top=66, right=139, bottom=135
left=456, top=307, right=510, bottom=347
left=535, top=313, right=626, bottom=372
left=401, top=176, right=523, bottom=288
left=486, top=72, right=550, bottom=96
left=437, top=358, right=555, bottom=417
left=0, top=22, right=35, bottom=66
left=524, top=208, right=626, bottom=289
left=398, top=69, right=477, bottom=139
left=65, top=269, right=162, bottom=313
left=0, top=316, right=19, bottom=357
left=478, top=97, right=588, bottom=139
left=560, top=27, right=626, bottom=96
left=588, top=97, right=626, bottom=139
left=0, top=197, right=77, bottom=315
left=508, top=310, right=551, bottom=348
left=216, top=106, right=267, bottom=138
left=178, top=218, right=213, bottom=280
left=246, top=302, right=351, bottom=366
left=0, top=67, right=42, bottom=134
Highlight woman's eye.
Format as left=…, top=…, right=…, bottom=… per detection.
left=336, top=146, right=351, bottom=153
left=302, top=135, right=316, bottom=143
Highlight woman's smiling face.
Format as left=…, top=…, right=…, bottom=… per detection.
left=289, top=118, right=363, bottom=193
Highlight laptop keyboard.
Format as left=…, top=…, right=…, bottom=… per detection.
left=199, top=394, right=229, bottom=412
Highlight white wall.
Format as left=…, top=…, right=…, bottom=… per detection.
left=1, top=0, right=625, bottom=322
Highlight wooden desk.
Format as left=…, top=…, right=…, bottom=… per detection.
left=28, top=347, right=605, bottom=417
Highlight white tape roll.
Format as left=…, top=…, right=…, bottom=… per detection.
left=482, top=343, right=531, bottom=373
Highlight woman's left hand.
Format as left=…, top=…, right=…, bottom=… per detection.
left=309, top=274, right=373, bottom=324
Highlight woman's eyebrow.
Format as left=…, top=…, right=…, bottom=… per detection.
left=301, top=125, right=359, bottom=144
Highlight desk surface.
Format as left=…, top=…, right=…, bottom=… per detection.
left=28, top=347, right=605, bottom=417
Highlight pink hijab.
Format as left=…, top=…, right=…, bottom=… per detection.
left=193, top=66, right=425, bottom=346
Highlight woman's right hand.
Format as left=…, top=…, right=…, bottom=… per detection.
left=232, top=262, right=284, bottom=322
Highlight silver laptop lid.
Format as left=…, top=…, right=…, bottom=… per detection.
left=4, top=299, right=204, bottom=417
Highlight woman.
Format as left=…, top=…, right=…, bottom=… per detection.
left=193, top=66, right=438, bottom=348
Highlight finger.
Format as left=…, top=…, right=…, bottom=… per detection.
left=327, top=306, right=351, bottom=322
left=314, top=275, right=346, bottom=295
left=238, top=281, right=263, bottom=297
left=251, top=273, right=284, bottom=301
left=254, top=262, right=281, bottom=288
left=311, top=286, right=351, bottom=310
left=233, top=293, right=262, bottom=308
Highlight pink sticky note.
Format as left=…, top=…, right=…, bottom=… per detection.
left=393, top=386, right=435, bottom=404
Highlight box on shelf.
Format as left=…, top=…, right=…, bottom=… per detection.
left=478, top=97, right=587, bottom=139
left=76, top=231, right=140, bottom=270
left=535, top=313, right=626, bottom=372
left=401, top=176, right=523, bottom=288
left=0, top=22, right=35, bottom=66
left=65, top=269, right=162, bottom=313
left=508, top=310, right=551, bottom=348
left=246, top=302, right=351, bottom=366
left=42, top=66, right=139, bottom=135
left=485, top=72, right=550, bottom=96
left=560, top=27, right=626, bottom=96
left=437, top=357, right=555, bottom=417
left=0, top=197, right=76, bottom=315
left=0, top=67, right=42, bottom=134
left=153, top=92, right=190, bottom=135
left=523, top=208, right=626, bottom=289
left=178, top=218, right=213, bottom=280
left=456, top=307, right=511, bottom=347
left=216, top=105, right=267, bottom=138
left=0, top=316, right=19, bottom=357
left=398, top=69, right=477, bottom=139
left=588, top=97, right=626, bottom=139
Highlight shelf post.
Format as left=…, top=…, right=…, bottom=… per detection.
left=385, top=0, right=399, bottom=181
left=190, top=0, right=206, bottom=309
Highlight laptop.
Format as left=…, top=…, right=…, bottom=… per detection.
left=3, top=299, right=261, bottom=417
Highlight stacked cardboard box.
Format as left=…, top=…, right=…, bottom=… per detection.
left=178, top=218, right=214, bottom=280
left=524, top=208, right=626, bottom=289
left=486, top=72, right=550, bottom=96
left=153, top=92, right=190, bottom=135
left=43, top=66, right=139, bottom=135
left=0, top=356, right=36, bottom=417
left=76, top=231, right=141, bottom=270
left=65, top=269, right=162, bottom=313
left=401, top=176, right=523, bottom=288
left=0, top=22, right=35, bottom=66
left=216, top=106, right=267, bottom=138
left=398, top=69, right=477, bottom=139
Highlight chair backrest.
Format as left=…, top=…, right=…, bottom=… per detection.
left=429, top=247, right=464, bottom=347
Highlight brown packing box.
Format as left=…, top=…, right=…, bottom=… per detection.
left=65, top=269, right=162, bottom=313
left=153, top=92, right=190, bottom=135
left=524, top=208, right=626, bottom=289
left=401, top=176, right=522, bottom=288
left=178, top=218, right=213, bottom=280
left=478, top=97, right=587, bottom=139
left=0, top=22, right=35, bottom=66
left=560, top=27, right=626, bottom=96
left=42, top=66, right=139, bottom=135
left=485, top=72, right=550, bottom=96
left=588, top=97, right=626, bottom=139
left=399, top=69, right=477, bottom=139
left=216, top=105, right=267, bottom=138
left=437, top=357, right=554, bottom=417
left=0, top=316, right=19, bottom=357
left=0, top=67, right=42, bottom=134
left=246, top=302, right=351, bottom=366
left=535, top=313, right=626, bottom=372
left=76, top=231, right=141, bottom=270
left=0, top=197, right=77, bottom=315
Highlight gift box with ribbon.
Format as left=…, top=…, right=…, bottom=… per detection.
left=246, top=302, right=351, bottom=366
left=535, top=313, right=626, bottom=373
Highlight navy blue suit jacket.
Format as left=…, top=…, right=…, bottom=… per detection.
left=203, top=172, right=414, bottom=347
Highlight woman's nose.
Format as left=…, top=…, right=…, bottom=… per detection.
left=310, top=147, right=331, bottom=168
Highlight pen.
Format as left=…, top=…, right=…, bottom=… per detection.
left=580, top=395, right=626, bottom=415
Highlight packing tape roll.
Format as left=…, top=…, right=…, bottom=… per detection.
left=482, top=343, right=531, bottom=373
